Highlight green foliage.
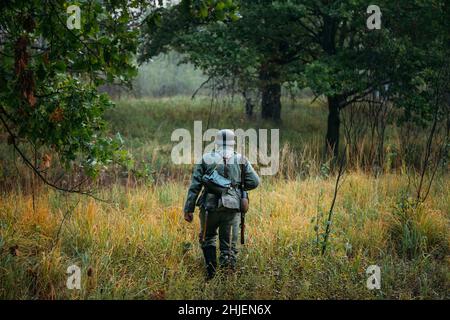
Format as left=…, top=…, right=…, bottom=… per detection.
left=141, top=0, right=450, bottom=126
left=0, top=0, right=146, bottom=177
left=0, top=0, right=237, bottom=178
left=139, top=0, right=309, bottom=93
left=139, top=0, right=239, bottom=62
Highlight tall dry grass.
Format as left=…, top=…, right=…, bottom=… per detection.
left=0, top=97, right=448, bottom=299
left=1, top=173, right=448, bottom=299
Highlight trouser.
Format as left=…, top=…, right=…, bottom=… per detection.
left=199, top=207, right=240, bottom=268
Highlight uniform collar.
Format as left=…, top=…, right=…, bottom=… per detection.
left=215, top=146, right=235, bottom=159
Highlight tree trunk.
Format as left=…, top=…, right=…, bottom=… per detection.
left=259, top=66, right=281, bottom=121
left=326, top=96, right=342, bottom=157
left=243, top=91, right=254, bottom=118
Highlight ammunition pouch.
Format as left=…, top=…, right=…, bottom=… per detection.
left=200, top=152, right=248, bottom=214
left=219, top=187, right=241, bottom=213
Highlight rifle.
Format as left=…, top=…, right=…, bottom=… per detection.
left=240, top=211, right=246, bottom=244
left=240, top=161, right=249, bottom=245
left=202, top=209, right=208, bottom=243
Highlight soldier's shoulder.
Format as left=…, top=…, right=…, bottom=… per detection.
left=202, top=151, right=220, bottom=164
left=203, top=151, right=219, bottom=158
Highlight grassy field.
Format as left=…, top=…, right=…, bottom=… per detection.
left=0, top=97, right=449, bottom=299
left=101, top=96, right=327, bottom=182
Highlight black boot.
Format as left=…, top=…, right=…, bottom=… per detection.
left=220, top=259, right=236, bottom=274
left=202, top=246, right=217, bottom=280
left=219, top=252, right=237, bottom=273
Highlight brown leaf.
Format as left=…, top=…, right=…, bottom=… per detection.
left=14, top=36, right=29, bottom=75
left=43, top=52, right=50, bottom=65
left=149, top=289, right=166, bottom=300
left=42, top=154, right=52, bottom=169
left=27, top=92, right=36, bottom=107
left=49, top=107, right=64, bottom=123
left=20, top=70, right=36, bottom=107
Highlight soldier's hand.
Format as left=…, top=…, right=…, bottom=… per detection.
left=184, top=211, right=194, bottom=223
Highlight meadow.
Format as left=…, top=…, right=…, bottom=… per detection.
left=0, top=97, right=449, bottom=299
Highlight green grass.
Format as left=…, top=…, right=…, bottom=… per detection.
left=101, top=96, right=328, bottom=182
left=0, top=174, right=448, bottom=299
left=0, top=96, right=448, bottom=300
left=104, top=96, right=325, bottom=158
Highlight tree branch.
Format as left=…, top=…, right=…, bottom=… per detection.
left=0, top=109, right=109, bottom=203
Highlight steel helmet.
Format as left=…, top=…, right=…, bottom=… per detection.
left=215, top=129, right=235, bottom=146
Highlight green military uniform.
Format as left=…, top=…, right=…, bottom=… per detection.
left=184, top=149, right=260, bottom=276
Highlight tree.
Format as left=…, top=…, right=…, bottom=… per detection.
left=297, top=0, right=449, bottom=156
left=140, top=0, right=449, bottom=157
left=0, top=0, right=236, bottom=194
left=139, top=0, right=310, bottom=122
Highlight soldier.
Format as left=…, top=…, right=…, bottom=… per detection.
left=183, top=129, right=260, bottom=280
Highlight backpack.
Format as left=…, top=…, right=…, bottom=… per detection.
left=201, top=155, right=241, bottom=213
